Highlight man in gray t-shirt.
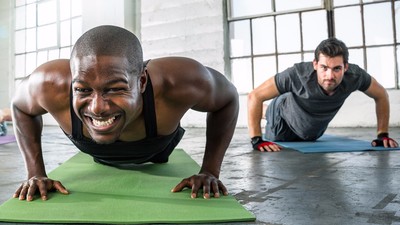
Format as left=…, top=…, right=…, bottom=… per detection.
left=247, top=38, right=398, bottom=152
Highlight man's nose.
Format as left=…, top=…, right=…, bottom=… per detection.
left=325, top=68, right=334, bottom=79
left=89, top=93, right=109, bottom=115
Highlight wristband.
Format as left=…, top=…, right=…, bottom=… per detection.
left=251, top=136, right=275, bottom=150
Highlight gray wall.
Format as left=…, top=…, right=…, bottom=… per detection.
left=0, top=1, right=12, bottom=109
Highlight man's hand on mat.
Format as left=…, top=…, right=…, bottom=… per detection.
left=371, top=132, right=399, bottom=148
left=13, top=176, right=69, bottom=201
left=251, top=136, right=281, bottom=152
left=171, top=173, right=228, bottom=199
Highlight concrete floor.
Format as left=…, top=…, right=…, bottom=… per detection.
left=1, top=125, right=400, bottom=225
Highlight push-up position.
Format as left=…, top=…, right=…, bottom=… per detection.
left=12, top=25, right=239, bottom=201
left=247, top=38, right=398, bottom=152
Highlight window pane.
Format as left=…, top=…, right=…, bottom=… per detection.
left=48, top=49, right=59, bottom=60
left=229, top=0, right=272, bottom=18
left=303, top=52, right=314, bottom=62
left=60, top=20, right=71, bottom=47
left=15, top=55, right=26, bottom=78
left=26, top=3, right=36, bottom=27
left=60, top=47, right=71, bottom=59
left=254, top=56, right=276, bottom=88
left=302, top=10, right=327, bottom=51
left=38, top=0, right=57, bottom=25
left=229, top=20, right=251, bottom=57
left=278, top=54, right=301, bottom=72
left=334, top=0, right=359, bottom=7
left=71, top=0, right=82, bottom=17
left=15, top=0, right=26, bottom=7
left=37, top=50, right=48, bottom=66
left=26, top=52, right=36, bottom=74
left=71, top=17, right=82, bottom=44
left=252, top=17, right=275, bottom=55
left=231, top=58, right=252, bottom=93
left=26, top=27, right=36, bottom=52
left=366, top=46, right=395, bottom=88
left=396, top=2, right=400, bottom=42
left=275, top=0, right=322, bottom=12
left=334, top=6, right=363, bottom=47
left=348, top=49, right=364, bottom=69
left=397, top=47, right=400, bottom=88
left=37, top=24, right=57, bottom=49
left=15, top=6, right=26, bottom=30
left=15, top=30, right=26, bottom=53
left=60, top=0, right=71, bottom=20
left=276, top=14, right=300, bottom=53
left=364, top=3, right=393, bottom=45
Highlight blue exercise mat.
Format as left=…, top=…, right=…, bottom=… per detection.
left=274, top=134, right=400, bottom=153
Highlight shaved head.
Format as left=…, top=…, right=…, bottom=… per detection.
left=71, top=25, right=143, bottom=75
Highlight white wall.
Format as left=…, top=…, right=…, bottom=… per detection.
left=0, top=1, right=12, bottom=109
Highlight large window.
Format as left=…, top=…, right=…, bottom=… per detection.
left=14, top=0, right=82, bottom=80
left=227, top=0, right=400, bottom=93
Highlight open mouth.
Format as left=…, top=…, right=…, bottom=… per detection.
left=86, top=115, right=121, bottom=130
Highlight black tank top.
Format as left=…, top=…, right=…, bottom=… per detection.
left=65, top=60, right=185, bottom=167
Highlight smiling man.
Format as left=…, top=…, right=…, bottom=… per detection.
left=11, top=25, right=239, bottom=201
left=247, top=37, right=398, bottom=152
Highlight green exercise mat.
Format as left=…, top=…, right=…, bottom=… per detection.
left=0, top=149, right=255, bottom=224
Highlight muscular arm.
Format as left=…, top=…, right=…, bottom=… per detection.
left=364, top=77, right=398, bottom=148
left=247, top=76, right=280, bottom=138
left=11, top=59, right=71, bottom=201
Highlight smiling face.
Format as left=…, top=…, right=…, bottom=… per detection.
left=71, top=55, right=146, bottom=144
left=313, top=53, right=348, bottom=96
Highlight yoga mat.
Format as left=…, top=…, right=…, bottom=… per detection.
left=275, top=134, right=400, bottom=153
left=0, top=135, right=16, bottom=145
left=0, top=149, right=255, bottom=224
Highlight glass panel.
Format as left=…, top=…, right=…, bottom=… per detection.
left=60, top=20, right=71, bottom=47
left=60, top=47, right=71, bottom=58
left=38, top=0, right=57, bottom=25
left=48, top=49, right=59, bottom=60
left=15, top=30, right=26, bottom=53
left=366, top=46, right=395, bottom=88
left=275, top=0, right=322, bottom=12
left=229, top=0, right=272, bottom=18
left=348, top=48, right=364, bottom=69
left=37, top=24, right=57, bottom=49
left=334, top=6, right=363, bottom=47
left=276, top=14, right=300, bottom=53
left=252, top=17, right=275, bottom=55
left=37, top=50, right=48, bottom=66
left=302, top=10, right=327, bottom=51
left=334, top=0, right=360, bottom=7
left=26, top=3, right=36, bottom=27
left=278, top=54, right=301, bottom=72
left=231, top=58, right=252, bottom=93
left=303, top=52, right=314, bottom=62
left=15, top=0, right=26, bottom=7
left=395, top=2, right=399, bottom=43
left=254, top=56, right=276, bottom=88
left=26, top=0, right=36, bottom=3
left=15, top=55, right=26, bottom=78
left=397, top=47, right=400, bottom=88
left=26, top=52, right=37, bottom=74
left=15, top=6, right=26, bottom=30
left=229, top=20, right=251, bottom=57
left=71, top=0, right=82, bottom=17
left=60, top=0, right=71, bottom=20
left=71, top=17, right=82, bottom=44
left=25, top=27, right=36, bottom=52
left=364, top=3, right=393, bottom=45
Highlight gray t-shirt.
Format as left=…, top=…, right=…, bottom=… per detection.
left=274, top=62, right=372, bottom=140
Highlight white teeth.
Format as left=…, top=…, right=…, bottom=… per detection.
left=92, top=117, right=116, bottom=127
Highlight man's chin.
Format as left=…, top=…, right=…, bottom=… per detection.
left=90, top=135, right=118, bottom=144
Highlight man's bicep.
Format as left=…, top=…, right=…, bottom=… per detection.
left=12, top=76, right=47, bottom=116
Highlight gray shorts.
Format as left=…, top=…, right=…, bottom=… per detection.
left=264, top=94, right=303, bottom=141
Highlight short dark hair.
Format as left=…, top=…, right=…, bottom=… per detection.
left=71, top=25, right=143, bottom=75
left=314, top=37, right=349, bottom=64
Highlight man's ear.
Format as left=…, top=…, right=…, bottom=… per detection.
left=344, top=63, right=349, bottom=72
left=139, top=70, right=147, bottom=93
left=313, top=59, right=318, bottom=70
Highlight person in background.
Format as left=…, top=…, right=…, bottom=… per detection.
left=247, top=37, right=398, bottom=152
left=0, top=108, right=12, bottom=136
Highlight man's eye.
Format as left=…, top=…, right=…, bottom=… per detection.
left=106, top=88, right=126, bottom=93
left=74, top=88, right=91, bottom=93
left=333, top=67, right=342, bottom=72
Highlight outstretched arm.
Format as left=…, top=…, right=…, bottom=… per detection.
left=364, top=77, right=398, bottom=148
left=247, top=76, right=281, bottom=152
